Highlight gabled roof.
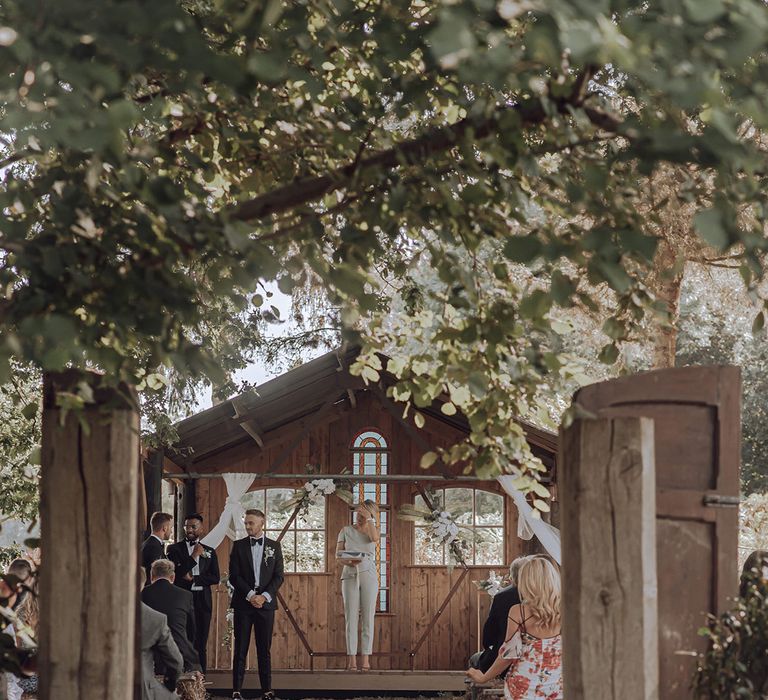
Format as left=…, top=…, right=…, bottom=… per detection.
left=167, top=347, right=558, bottom=470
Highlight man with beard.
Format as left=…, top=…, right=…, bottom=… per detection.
left=166, top=513, right=219, bottom=674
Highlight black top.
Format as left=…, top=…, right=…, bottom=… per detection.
left=476, top=585, right=522, bottom=672
left=228, top=535, right=284, bottom=611
left=140, top=535, right=165, bottom=583
left=166, top=540, right=220, bottom=612
left=141, top=579, right=200, bottom=672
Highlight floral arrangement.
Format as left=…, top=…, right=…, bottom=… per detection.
left=473, top=569, right=510, bottom=596
left=398, top=498, right=471, bottom=568
left=220, top=573, right=235, bottom=651
left=279, top=475, right=353, bottom=515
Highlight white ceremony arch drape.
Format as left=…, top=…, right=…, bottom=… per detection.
left=200, top=473, right=256, bottom=549
left=497, top=475, right=562, bottom=565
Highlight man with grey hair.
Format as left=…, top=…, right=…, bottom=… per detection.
left=468, top=555, right=528, bottom=673
left=141, top=559, right=201, bottom=673
left=139, top=567, right=183, bottom=700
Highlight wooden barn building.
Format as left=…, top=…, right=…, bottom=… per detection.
left=147, top=347, right=558, bottom=693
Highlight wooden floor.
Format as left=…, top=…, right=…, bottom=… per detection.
left=206, top=669, right=467, bottom=693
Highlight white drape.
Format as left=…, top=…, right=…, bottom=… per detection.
left=497, top=475, right=562, bottom=565
left=200, top=473, right=256, bottom=549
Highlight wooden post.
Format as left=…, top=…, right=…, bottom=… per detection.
left=560, top=417, right=658, bottom=700
left=39, top=371, right=140, bottom=700
left=144, top=449, right=164, bottom=534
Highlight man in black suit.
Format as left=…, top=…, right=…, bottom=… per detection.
left=166, top=512, right=220, bottom=674
left=141, top=512, right=173, bottom=583
left=141, top=558, right=201, bottom=673
left=469, top=556, right=528, bottom=673
left=229, top=508, right=284, bottom=700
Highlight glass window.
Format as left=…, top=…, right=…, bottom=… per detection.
left=351, top=430, right=390, bottom=613
left=241, top=487, right=325, bottom=573
left=413, top=488, right=505, bottom=566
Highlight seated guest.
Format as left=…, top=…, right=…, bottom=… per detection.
left=740, top=549, right=768, bottom=598
left=2, top=558, right=37, bottom=700
left=469, top=556, right=530, bottom=673
left=142, top=559, right=201, bottom=673
left=140, top=568, right=184, bottom=700
left=467, top=557, right=563, bottom=699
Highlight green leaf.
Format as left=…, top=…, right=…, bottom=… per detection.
left=598, top=343, right=620, bottom=365
left=503, top=235, right=543, bottom=263
left=420, top=451, right=438, bottom=469
left=694, top=209, right=729, bottom=250
left=683, top=0, right=725, bottom=23
left=414, top=412, right=425, bottom=429
left=21, top=402, right=38, bottom=420
left=519, top=290, right=552, bottom=319
left=752, top=311, right=765, bottom=335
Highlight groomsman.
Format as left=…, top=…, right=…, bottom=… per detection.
left=229, top=509, right=284, bottom=700
left=166, top=513, right=220, bottom=674
left=141, top=512, right=173, bottom=583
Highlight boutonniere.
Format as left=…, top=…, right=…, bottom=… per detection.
left=264, top=545, right=275, bottom=562
left=200, top=548, right=212, bottom=559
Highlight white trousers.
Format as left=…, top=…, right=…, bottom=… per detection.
left=341, top=569, right=378, bottom=655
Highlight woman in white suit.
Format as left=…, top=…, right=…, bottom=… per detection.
left=336, top=500, right=380, bottom=671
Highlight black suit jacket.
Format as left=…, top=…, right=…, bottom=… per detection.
left=141, top=535, right=165, bottom=582
left=477, top=585, right=521, bottom=672
left=166, top=540, right=220, bottom=612
left=228, top=536, right=284, bottom=612
left=141, top=578, right=200, bottom=672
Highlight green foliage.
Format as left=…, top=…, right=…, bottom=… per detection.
left=3, top=0, right=768, bottom=488
left=0, top=364, right=40, bottom=521
left=693, top=570, right=768, bottom=698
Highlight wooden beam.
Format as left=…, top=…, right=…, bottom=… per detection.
left=40, top=371, right=139, bottom=700
left=231, top=396, right=265, bottom=447
left=560, top=416, right=658, bottom=700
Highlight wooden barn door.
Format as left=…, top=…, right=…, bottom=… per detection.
left=575, top=366, right=740, bottom=700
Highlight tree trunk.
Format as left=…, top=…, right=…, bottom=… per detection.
left=39, top=371, right=139, bottom=700
left=647, top=239, right=684, bottom=368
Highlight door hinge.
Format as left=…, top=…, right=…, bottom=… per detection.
left=703, top=494, right=740, bottom=508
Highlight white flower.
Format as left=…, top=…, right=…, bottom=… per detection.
left=264, top=545, right=275, bottom=561
left=200, top=548, right=211, bottom=559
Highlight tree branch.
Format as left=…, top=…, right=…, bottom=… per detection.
left=230, top=96, right=623, bottom=223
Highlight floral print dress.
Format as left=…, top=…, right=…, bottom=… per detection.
left=501, top=613, right=563, bottom=700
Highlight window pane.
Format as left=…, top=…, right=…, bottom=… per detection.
left=415, top=527, right=444, bottom=565
left=297, top=499, right=324, bottom=530
left=265, top=488, right=294, bottom=530
left=241, top=490, right=265, bottom=514
left=475, top=528, right=504, bottom=565
left=296, top=531, right=325, bottom=572
left=475, top=491, right=504, bottom=526
left=278, top=530, right=297, bottom=573
left=444, top=488, right=473, bottom=525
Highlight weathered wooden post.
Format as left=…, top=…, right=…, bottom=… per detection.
left=560, top=417, right=658, bottom=700
left=39, top=371, right=139, bottom=700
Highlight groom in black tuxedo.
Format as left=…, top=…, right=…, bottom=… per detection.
left=166, top=513, right=220, bottom=673
left=229, top=508, right=284, bottom=700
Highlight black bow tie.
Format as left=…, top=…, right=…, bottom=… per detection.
left=188, top=540, right=198, bottom=546
left=250, top=537, right=264, bottom=547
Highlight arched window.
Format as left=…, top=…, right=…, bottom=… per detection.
left=241, top=487, right=325, bottom=573
left=413, top=487, right=505, bottom=566
left=351, top=429, right=390, bottom=612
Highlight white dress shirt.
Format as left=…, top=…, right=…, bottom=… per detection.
left=186, top=540, right=203, bottom=591
left=246, top=535, right=271, bottom=603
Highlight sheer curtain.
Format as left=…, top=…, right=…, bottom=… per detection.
left=497, top=475, right=562, bottom=565
left=200, top=473, right=256, bottom=549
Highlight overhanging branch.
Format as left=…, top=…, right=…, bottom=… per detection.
left=229, top=94, right=623, bottom=224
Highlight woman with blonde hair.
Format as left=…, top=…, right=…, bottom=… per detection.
left=467, top=556, right=563, bottom=699
left=336, top=499, right=380, bottom=671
